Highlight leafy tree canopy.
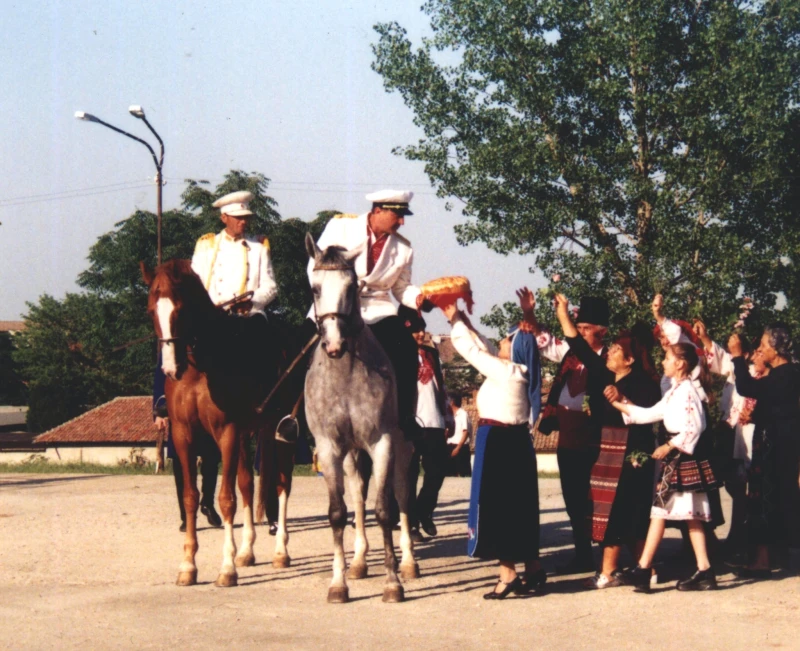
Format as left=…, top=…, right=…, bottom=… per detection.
left=373, top=0, right=800, bottom=338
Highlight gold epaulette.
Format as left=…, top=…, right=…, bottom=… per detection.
left=334, top=213, right=359, bottom=219
left=394, top=232, right=411, bottom=246
left=197, top=232, right=215, bottom=244
left=261, top=236, right=270, bottom=251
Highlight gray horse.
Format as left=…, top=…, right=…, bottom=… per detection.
left=304, top=233, right=418, bottom=604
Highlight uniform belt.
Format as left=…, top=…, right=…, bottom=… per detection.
left=478, top=418, right=518, bottom=428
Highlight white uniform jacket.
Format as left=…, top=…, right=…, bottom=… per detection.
left=307, top=212, right=421, bottom=325
left=191, top=231, right=278, bottom=316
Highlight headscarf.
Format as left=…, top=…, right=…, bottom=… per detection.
left=509, top=322, right=542, bottom=423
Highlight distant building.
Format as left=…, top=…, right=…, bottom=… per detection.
left=0, top=321, right=26, bottom=334
left=25, top=396, right=158, bottom=466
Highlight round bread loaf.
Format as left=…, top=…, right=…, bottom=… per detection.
left=420, top=275, right=474, bottom=314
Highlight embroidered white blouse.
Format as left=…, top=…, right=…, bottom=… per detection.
left=535, top=330, right=602, bottom=411
left=450, top=318, right=530, bottom=425
left=624, top=378, right=706, bottom=455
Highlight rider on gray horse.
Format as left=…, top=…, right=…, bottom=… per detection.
left=304, top=189, right=433, bottom=439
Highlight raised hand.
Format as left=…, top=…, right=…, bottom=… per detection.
left=693, top=319, right=712, bottom=348
left=728, top=333, right=743, bottom=358
left=441, top=302, right=459, bottom=323
left=652, top=294, right=665, bottom=322
left=516, top=287, right=535, bottom=313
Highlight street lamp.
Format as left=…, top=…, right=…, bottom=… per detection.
left=74, top=106, right=165, bottom=265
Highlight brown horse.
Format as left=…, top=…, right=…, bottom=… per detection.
left=142, top=259, right=301, bottom=586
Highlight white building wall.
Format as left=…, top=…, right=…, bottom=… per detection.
left=0, top=446, right=159, bottom=465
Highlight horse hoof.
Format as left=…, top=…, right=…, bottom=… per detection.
left=215, top=572, right=238, bottom=588
left=382, top=584, right=405, bottom=603
left=235, top=553, right=256, bottom=568
left=399, top=562, right=420, bottom=580
left=327, top=586, right=350, bottom=604
left=272, top=554, right=291, bottom=569
left=176, top=571, right=197, bottom=586
left=346, top=563, right=368, bottom=580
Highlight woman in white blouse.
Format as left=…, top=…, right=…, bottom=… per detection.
left=442, top=299, right=544, bottom=600
left=608, top=343, right=720, bottom=592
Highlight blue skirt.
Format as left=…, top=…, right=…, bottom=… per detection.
left=467, top=424, right=540, bottom=561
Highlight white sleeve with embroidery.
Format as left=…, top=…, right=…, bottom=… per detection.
left=665, top=382, right=706, bottom=454
left=451, top=320, right=521, bottom=382
left=707, top=340, right=734, bottom=378
left=535, top=330, right=569, bottom=363
left=660, top=319, right=684, bottom=345
left=623, top=396, right=667, bottom=426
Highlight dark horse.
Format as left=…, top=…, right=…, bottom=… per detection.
left=143, top=259, right=303, bottom=586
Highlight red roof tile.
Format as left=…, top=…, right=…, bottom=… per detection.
left=34, top=397, right=156, bottom=445
left=0, top=321, right=25, bottom=332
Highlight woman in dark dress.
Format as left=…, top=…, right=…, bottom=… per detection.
left=729, top=325, right=800, bottom=577
left=554, top=295, right=661, bottom=588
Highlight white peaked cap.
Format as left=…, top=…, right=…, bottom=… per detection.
left=213, top=190, right=255, bottom=216
left=365, top=189, right=414, bottom=204
left=365, top=189, right=414, bottom=215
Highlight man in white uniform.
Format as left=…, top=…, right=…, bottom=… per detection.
left=308, top=189, right=431, bottom=437
left=191, top=190, right=278, bottom=316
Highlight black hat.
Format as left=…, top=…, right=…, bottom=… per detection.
left=398, top=305, right=426, bottom=332
left=576, top=296, right=609, bottom=327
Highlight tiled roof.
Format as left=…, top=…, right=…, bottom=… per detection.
left=0, top=321, right=25, bottom=332
left=35, top=397, right=156, bottom=445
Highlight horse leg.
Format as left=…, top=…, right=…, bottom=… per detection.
left=345, top=450, right=369, bottom=580
left=215, top=425, right=240, bottom=587
left=234, top=436, right=256, bottom=568
left=316, top=438, right=349, bottom=603
left=371, top=434, right=404, bottom=603
left=394, top=438, right=419, bottom=580
left=173, top=423, right=199, bottom=586
left=272, top=439, right=295, bottom=569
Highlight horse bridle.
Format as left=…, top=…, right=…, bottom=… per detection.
left=312, top=262, right=364, bottom=336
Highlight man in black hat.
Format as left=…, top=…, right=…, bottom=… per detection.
left=525, top=293, right=609, bottom=574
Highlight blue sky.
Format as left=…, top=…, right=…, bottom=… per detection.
left=0, top=0, right=543, bottom=333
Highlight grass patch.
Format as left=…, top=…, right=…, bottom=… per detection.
left=0, top=461, right=558, bottom=480
left=0, top=461, right=160, bottom=475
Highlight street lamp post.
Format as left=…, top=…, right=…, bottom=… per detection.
left=75, top=107, right=165, bottom=265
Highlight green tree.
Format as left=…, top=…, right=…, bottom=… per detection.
left=373, top=0, right=800, bottom=337
left=0, top=332, right=27, bottom=406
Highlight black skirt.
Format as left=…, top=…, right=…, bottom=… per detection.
left=467, top=424, right=540, bottom=562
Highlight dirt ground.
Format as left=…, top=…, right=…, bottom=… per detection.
left=0, top=474, right=798, bottom=650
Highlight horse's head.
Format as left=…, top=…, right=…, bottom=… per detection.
left=305, top=233, right=364, bottom=359
left=141, top=259, right=212, bottom=379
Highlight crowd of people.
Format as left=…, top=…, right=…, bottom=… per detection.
left=440, top=286, right=800, bottom=598
left=152, top=186, right=799, bottom=599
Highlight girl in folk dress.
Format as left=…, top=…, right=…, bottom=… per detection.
left=608, top=343, right=720, bottom=592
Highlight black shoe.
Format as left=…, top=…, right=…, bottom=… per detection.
left=483, top=577, right=523, bottom=600
left=410, top=528, right=424, bottom=544
left=555, top=557, right=595, bottom=575
left=515, top=567, right=547, bottom=595
left=733, top=567, right=772, bottom=580
left=419, top=517, right=437, bottom=537
left=179, top=521, right=186, bottom=533
left=269, top=522, right=278, bottom=536
left=624, top=566, right=652, bottom=593
left=201, top=504, right=223, bottom=528
left=677, top=567, right=717, bottom=591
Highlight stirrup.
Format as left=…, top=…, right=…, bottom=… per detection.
left=275, top=415, right=299, bottom=443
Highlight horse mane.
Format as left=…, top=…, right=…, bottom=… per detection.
left=317, top=246, right=354, bottom=270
